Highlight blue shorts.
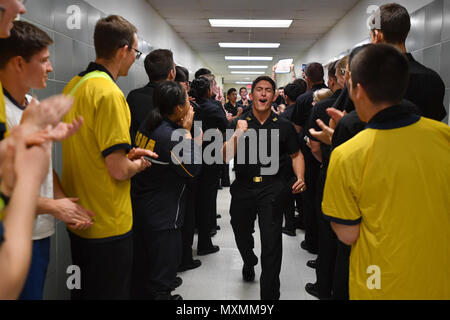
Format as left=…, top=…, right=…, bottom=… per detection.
left=19, top=237, right=51, bottom=300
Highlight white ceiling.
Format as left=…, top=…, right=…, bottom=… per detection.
left=146, top=0, right=360, bottom=83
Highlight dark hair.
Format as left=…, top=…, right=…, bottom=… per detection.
left=189, top=77, right=210, bottom=99
left=227, top=88, right=237, bottom=97
left=94, top=15, right=137, bottom=60
left=284, top=83, right=304, bottom=103
left=350, top=44, right=409, bottom=104
left=144, top=49, right=174, bottom=83
left=349, top=44, right=371, bottom=65
left=305, top=62, right=324, bottom=83
left=239, top=87, right=248, bottom=94
left=194, top=68, right=212, bottom=79
left=373, top=3, right=411, bottom=44
left=175, top=66, right=189, bottom=83
left=0, top=21, right=53, bottom=69
left=251, top=76, right=276, bottom=93
left=292, top=79, right=307, bottom=95
left=146, top=81, right=187, bottom=132
left=328, top=61, right=338, bottom=81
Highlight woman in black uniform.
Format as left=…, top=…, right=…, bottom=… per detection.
left=131, top=81, right=202, bottom=300
left=189, top=77, right=228, bottom=256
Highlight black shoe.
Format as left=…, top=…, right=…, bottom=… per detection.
left=197, top=245, right=220, bottom=256
left=301, top=241, right=318, bottom=254
left=305, top=283, right=319, bottom=299
left=210, top=229, right=217, bottom=237
left=282, top=227, right=296, bottom=237
left=154, top=293, right=183, bottom=300
left=306, top=259, right=317, bottom=269
left=294, top=219, right=305, bottom=230
left=170, top=294, right=183, bottom=300
left=171, top=276, right=183, bottom=290
left=216, top=225, right=221, bottom=230
left=178, top=259, right=202, bottom=272
left=216, top=214, right=222, bottom=219
left=242, top=265, right=255, bottom=282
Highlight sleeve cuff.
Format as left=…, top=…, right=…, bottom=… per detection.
left=322, top=213, right=362, bottom=226
left=102, top=143, right=132, bottom=158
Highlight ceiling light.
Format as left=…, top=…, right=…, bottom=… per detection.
left=231, top=71, right=265, bottom=75
left=228, top=66, right=268, bottom=69
left=210, top=19, right=292, bottom=28
left=225, top=56, right=273, bottom=61
left=235, top=82, right=253, bottom=85
left=219, top=43, right=280, bottom=48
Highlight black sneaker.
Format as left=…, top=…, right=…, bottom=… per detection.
left=197, top=245, right=220, bottom=256
left=306, top=259, right=317, bottom=269
left=171, top=276, right=183, bottom=289
left=242, top=265, right=255, bottom=282
left=282, top=227, right=296, bottom=237
left=305, top=283, right=319, bottom=299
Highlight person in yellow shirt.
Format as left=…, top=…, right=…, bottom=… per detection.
left=322, top=44, right=450, bottom=300
left=61, top=15, right=156, bottom=300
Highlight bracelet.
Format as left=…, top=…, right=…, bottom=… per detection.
left=1, top=191, right=10, bottom=206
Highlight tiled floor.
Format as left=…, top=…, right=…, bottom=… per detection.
left=174, top=173, right=318, bottom=300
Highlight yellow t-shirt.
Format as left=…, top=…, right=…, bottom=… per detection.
left=323, top=117, right=450, bottom=300
left=61, top=72, right=133, bottom=239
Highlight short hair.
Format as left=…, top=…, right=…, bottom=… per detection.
left=239, top=87, right=248, bottom=94
left=350, top=44, right=409, bottom=104
left=227, top=88, right=237, bottom=97
left=144, top=49, right=174, bottom=82
left=305, top=62, right=324, bottom=83
left=251, top=76, right=276, bottom=93
left=0, top=21, right=53, bottom=69
left=293, top=79, right=307, bottom=95
left=284, top=83, right=304, bottom=102
left=175, top=65, right=189, bottom=83
left=372, top=3, right=411, bottom=44
left=313, top=88, right=333, bottom=103
left=194, top=68, right=212, bottom=79
left=94, top=15, right=137, bottom=60
left=328, top=61, right=338, bottom=81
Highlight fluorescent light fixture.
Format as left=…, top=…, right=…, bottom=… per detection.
left=219, top=43, right=280, bottom=48
left=210, top=19, right=292, bottom=28
left=228, top=65, right=268, bottom=69
left=235, top=82, right=253, bottom=85
left=225, top=56, right=273, bottom=61
left=231, top=71, right=265, bottom=75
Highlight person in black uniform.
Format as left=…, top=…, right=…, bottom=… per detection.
left=237, top=87, right=252, bottom=113
left=279, top=83, right=307, bottom=237
left=370, top=3, right=447, bottom=121
left=175, top=66, right=203, bottom=272
left=130, top=81, right=202, bottom=300
left=223, top=76, right=306, bottom=300
left=292, top=63, right=328, bottom=255
left=303, top=59, right=345, bottom=299
left=224, top=88, right=243, bottom=119
left=189, top=77, right=228, bottom=255
left=127, top=49, right=176, bottom=145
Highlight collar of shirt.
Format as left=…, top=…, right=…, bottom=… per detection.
left=2, top=88, right=27, bottom=110
left=146, top=82, right=158, bottom=89
left=163, top=117, right=182, bottom=130
left=245, top=110, right=280, bottom=127
left=79, top=62, right=116, bottom=82
left=366, top=103, right=420, bottom=130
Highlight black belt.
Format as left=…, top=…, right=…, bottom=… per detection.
left=237, top=175, right=280, bottom=185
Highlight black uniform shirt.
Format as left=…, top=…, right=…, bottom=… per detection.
left=224, top=102, right=239, bottom=116
left=280, top=104, right=296, bottom=122
left=331, top=110, right=366, bottom=149
left=405, top=53, right=447, bottom=121
left=230, top=110, right=301, bottom=180
left=195, top=97, right=228, bottom=152
left=131, top=118, right=202, bottom=231
left=127, top=82, right=158, bottom=145
left=292, top=83, right=328, bottom=128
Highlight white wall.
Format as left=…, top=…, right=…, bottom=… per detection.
left=84, top=0, right=209, bottom=77
left=275, top=0, right=434, bottom=87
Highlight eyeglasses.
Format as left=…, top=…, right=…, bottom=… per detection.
left=133, top=48, right=143, bottom=60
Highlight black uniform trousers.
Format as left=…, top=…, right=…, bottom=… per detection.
left=131, top=227, right=181, bottom=299
left=333, top=241, right=351, bottom=300
left=69, top=232, right=133, bottom=300
left=181, top=180, right=199, bottom=266
left=195, top=164, right=220, bottom=250
left=302, top=146, right=321, bottom=251
left=230, top=178, right=284, bottom=300
left=315, top=165, right=337, bottom=299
